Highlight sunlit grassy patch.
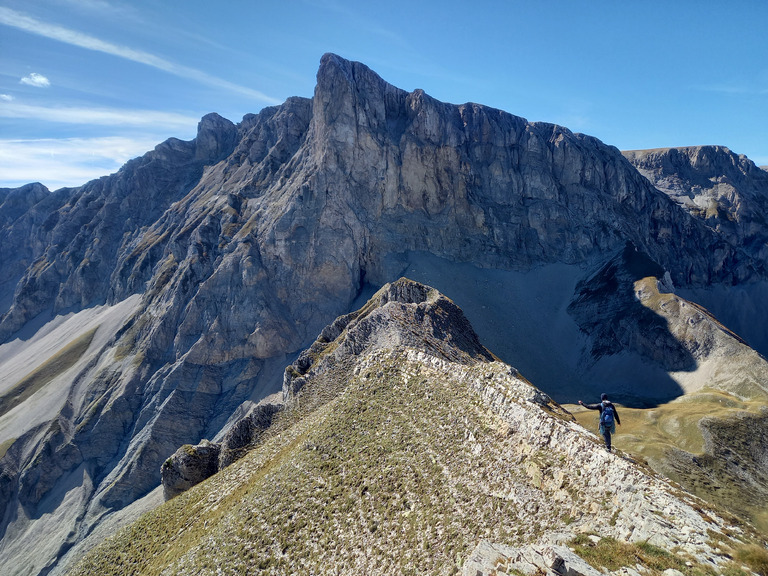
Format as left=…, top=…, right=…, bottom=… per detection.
left=737, top=545, right=768, bottom=576
left=570, top=534, right=716, bottom=576
left=567, top=391, right=768, bottom=534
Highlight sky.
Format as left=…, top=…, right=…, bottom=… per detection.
left=1, top=0, right=767, bottom=190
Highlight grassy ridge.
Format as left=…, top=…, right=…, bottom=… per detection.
left=70, top=355, right=561, bottom=575
left=68, top=345, right=768, bottom=575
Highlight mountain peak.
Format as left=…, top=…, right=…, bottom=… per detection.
left=284, top=278, right=495, bottom=401
left=195, top=112, right=238, bottom=161
left=3, top=55, right=768, bottom=576
left=161, top=278, right=496, bottom=499
left=318, top=52, right=356, bottom=82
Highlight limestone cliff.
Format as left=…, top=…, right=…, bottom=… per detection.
left=1, top=55, right=767, bottom=576
left=624, top=145, right=768, bottom=353
left=623, top=146, right=768, bottom=264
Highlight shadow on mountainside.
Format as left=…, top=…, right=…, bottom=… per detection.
left=565, top=243, right=695, bottom=407
left=375, top=248, right=692, bottom=409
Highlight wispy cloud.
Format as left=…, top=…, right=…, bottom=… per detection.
left=0, top=136, right=169, bottom=190
left=0, top=7, right=281, bottom=104
left=305, top=0, right=410, bottom=49
left=20, top=72, right=50, bottom=87
left=0, top=94, right=13, bottom=101
left=0, top=101, right=198, bottom=129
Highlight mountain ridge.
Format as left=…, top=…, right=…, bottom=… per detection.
left=66, top=278, right=766, bottom=576
left=0, top=54, right=767, bottom=575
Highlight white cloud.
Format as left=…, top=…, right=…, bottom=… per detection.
left=0, top=7, right=281, bottom=104
left=0, top=101, right=198, bottom=129
left=0, top=136, right=171, bottom=190
left=20, top=72, right=51, bottom=88
left=0, top=94, right=13, bottom=101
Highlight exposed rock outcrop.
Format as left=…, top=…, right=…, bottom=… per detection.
left=161, top=400, right=283, bottom=498
left=624, top=146, right=768, bottom=263
left=464, top=542, right=602, bottom=576
left=283, top=278, right=495, bottom=403
left=161, top=440, right=221, bottom=500
left=67, top=279, right=764, bottom=576
left=2, top=55, right=768, bottom=575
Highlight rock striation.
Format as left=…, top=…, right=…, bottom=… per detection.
left=1, top=55, right=768, bottom=575
left=161, top=401, right=282, bottom=498
left=624, top=145, right=768, bottom=354
left=624, top=146, right=768, bottom=264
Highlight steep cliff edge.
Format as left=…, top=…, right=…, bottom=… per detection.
left=1, top=55, right=768, bottom=576
left=623, top=146, right=768, bottom=263
left=624, top=145, right=768, bottom=354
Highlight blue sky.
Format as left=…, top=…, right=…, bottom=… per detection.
left=1, top=0, right=766, bottom=190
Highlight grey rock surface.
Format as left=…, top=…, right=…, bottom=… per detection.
left=463, top=541, right=603, bottom=576
left=161, top=440, right=221, bottom=500
left=1, top=54, right=768, bottom=575
left=160, top=399, right=283, bottom=499
left=624, top=146, right=768, bottom=263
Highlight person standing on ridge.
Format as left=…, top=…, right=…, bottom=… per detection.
left=578, top=393, right=621, bottom=452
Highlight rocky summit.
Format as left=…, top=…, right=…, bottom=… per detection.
left=68, top=279, right=765, bottom=575
left=0, top=54, right=767, bottom=575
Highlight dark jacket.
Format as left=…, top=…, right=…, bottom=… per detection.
left=582, top=401, right=621, bottom=425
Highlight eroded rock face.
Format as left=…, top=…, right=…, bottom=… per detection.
left=463, top=542, right=602, bottom=576
left=160, top=400, right=283, bottom=498
left=624, top=146, right=768, bottom=263
left=568, top=243, right=694, bottom=375
left=2, top=55, right=768, bottom=575
left=96, top=278, right=752, bottom=575
left=283, top=277, right=495, bottom=403
left=161, top=440, right=221, bottom=500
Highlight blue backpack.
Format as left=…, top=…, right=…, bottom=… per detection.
left=600, top=402, right=615, bottom=426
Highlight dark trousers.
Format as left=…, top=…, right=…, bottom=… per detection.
left=599, top=423, right=615, bottom=451
left=602, top=429, right=612, bottom=451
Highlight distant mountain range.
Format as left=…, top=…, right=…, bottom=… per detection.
left=0, top=54, right=766, bottom=575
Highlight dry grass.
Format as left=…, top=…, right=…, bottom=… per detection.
left=568, top=390, right=768, bottom=534
left=734, top=544, right=768, bottom=576
left=69, top=341, right=763, bottom=575
left=69, top=354, right=568, bottom=575
left=571, top=391, right=761, bottom=457
left=570, top=534, right=722, bottom=576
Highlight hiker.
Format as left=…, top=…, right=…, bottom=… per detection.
left=578, top=393, right=621, bottom=452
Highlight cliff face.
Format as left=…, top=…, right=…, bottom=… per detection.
left=624, top=145, right=768, bottom=353
left=1, top=55, right=768, bottom=575
left=624, top=146, right=768, bottom=263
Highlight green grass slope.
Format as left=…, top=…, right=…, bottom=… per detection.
left=66, top=279, right=765, bottom=575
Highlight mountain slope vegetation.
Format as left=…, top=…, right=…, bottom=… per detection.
left=67, top=280, right=766, bottom=576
